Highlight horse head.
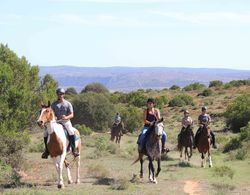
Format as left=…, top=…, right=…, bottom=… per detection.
left=152, top=118, right=164, bottom=137
left=37, top=101, right=55, bottom=128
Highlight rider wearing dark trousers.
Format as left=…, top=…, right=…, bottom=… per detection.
left=178, top=110, right=194, bottom=144
left=193, top=106, right=217, bottom=149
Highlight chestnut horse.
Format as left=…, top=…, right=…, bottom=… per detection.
left=197, top=125, right=213, bottom=168
left=178, top=126, right=193, bottom=161
left=132, top=118, right=164, bottom=184
left=37, top=101, right=81, bottom=188
left=110, top=121, right=124, bottom=144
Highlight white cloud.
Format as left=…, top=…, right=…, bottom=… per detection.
left=49, top=14, right=155, bottom=27
left=50, top=0, right=192, bottom=3
left=150, top=11, right=250, bottom=24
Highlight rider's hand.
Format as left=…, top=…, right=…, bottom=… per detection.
left=62, top=115, right=67, bottom=120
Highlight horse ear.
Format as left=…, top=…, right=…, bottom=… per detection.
left=40, top=101, right=45, bottom=108
left=159, top=117, right=164, bottom=123
left=48, top=101, right=51, bottom=107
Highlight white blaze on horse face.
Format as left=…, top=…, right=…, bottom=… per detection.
left=37, top=108, right=47, bottom=124
left=155, top=122, right=164, bottom=136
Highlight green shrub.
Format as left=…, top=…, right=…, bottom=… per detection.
left=223, top=137, right=241, bottom=153
left=212, top=166, right=235, bottom=179
left=155, top=96, right=169, bottom=109
left=200, top=88, right=213, bottom=97
left=170, top=85, right=180, bottom=90
left=118, top=105, right=142, bottom=133
left=119, top=91, right=147, bottom=107
left=95, top=136, right=108, bottom=152
left=209, top=80, right=223, bottom=88
left=75, top=124, right=93, bottom=136
left=111, top=177, right=130, bottom=190
left=72, top=93, right=115, bottom=131
left=169, top=94, right=194, bottom=107
left=81, top=82, right=109, bottom=93
left=224, top=94, right=250, bottom=132
left=183, top=82, right=206, bottom=91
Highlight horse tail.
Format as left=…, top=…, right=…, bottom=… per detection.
left=131, top=156, right=140, bottom=165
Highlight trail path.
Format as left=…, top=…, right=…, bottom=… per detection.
left=183, top=180, right=202, bottom=195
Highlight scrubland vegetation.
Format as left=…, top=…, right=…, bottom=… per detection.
left=1, top=44, right=250, bottom=194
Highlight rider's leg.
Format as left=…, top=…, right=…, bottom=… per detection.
left=41, top=130, right=49, bottom=159
left=193, top=128, right=201, bottom=149
left=162, top=131, right=169, bottom=153
left=137, top=126, right=149, bottom=151
left=64, top=121, right=79, bottom=157
left=210, top=131, right=217, bottom=149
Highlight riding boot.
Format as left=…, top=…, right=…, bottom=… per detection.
left=210, top=131, right=217, bottom=149
left=193, top=130, right=200, bottom=149
left=191, top=129, right=195, bottom=148
left=161, top=133, right=169, bottom=153
left=41, top=137, right=49, bottom=159
left=69, top=135, right=79, bottom=157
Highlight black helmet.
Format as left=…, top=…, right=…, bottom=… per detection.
left=147, top=98, right=155, bottom=104
left=56, top=88, right=65, bottom=94
left=201, top=106, right=207, bottom=111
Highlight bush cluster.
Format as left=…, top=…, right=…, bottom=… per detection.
left=169, top=94, right=194, bottom=107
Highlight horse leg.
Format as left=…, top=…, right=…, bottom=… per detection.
left=64, top=158, right=73, bottom=184
left=148, top=160, right=153, bottom=182
left=140, top=158, right=144, bottom=178
left=75, top=155, right=81, bottom=183
left=208, top=150, right=213, bottom=168
left=56, top=155, right=65, bottom=188
left=155, top=159, right=161, bottom=178
left=188, top=147, right=192, bottom=161
left=201, top=153, right=205, bottom=168
left=148, top=159, right=157, bottom=184
left=184, top=147, right=187, bottom=161
left=179, top=146, right=183, bottom=161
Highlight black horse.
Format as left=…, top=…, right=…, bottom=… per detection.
left=178, top=125, right=193, bottom=161
left=132, top=118, right=164, bottom=184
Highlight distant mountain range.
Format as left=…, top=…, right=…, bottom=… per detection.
left=39, top=66, right=250, bottom=92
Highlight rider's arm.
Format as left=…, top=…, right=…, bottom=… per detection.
left=155, top=109, right=161, bottom=120
left=144, top=110, right=151, bottom=125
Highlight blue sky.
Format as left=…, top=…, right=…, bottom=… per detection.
left=1, top=0, right=250, bottom=70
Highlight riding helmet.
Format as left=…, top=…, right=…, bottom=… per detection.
left=201, top=106, right=207, bottom=111
left=56, top=88, right=65, bottom=94
left=147, top=98, right=155, bottom=104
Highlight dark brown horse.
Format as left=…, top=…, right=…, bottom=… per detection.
left=197, top=125, right=213, bottom=167
left=178, top=126, right=193, bottom=161
left=132, top=118, right=164, bottom=184
left=110, top=121, right=124, bottom=144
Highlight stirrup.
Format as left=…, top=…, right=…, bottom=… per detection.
left=41, top=151, right=49, bottom=159
left=72, top=150, right=80, bottom=157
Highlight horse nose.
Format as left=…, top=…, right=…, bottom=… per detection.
left=37, top=120, right=43, bottom=127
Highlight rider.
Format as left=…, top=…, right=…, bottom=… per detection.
left=41, top=88, right=79, bottom=159
left=178, top=110, right=194, bottom=144
left=113, top=112, right=123, bottom=135
left=137, top=98, right=169, bottom=153
left=114, top=112, right=121, bottom=125
left=193, top=106, right=217, bottom=149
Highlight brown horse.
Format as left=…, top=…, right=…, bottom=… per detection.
left=178, top=126, right=193, bottom=161
left=110, top=121, right=124, bottom=144
left=197, top=124, right=213, bottom=168
left=132, top=118, right=164, bottom=184
left=37, top=101, right=81, bottom=188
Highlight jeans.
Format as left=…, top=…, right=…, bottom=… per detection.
left=137, top=125, right=167, bottom=146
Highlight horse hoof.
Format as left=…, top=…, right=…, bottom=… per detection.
left=68, top=180, right=73, bottom=184
left=75, top=179, right=80, bottom=184
left=57, top=184, right=64, bottom=189
left=153, top=179, right=158, bottom=184
left=209, top=165, right=213, bottom=168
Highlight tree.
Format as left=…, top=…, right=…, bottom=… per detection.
left=170, top=85, right=180, bottom=90
left=40, top=74, right=58, bottom=103
left=225, top=94, right=250, bottom=132
left=72, top=93, right=115, bottom=131
left=66, top=87, right=78, bottom=95
left=0, top=43, right=42, bottom=183
left=81, top=82, right=109, bottom=93
left=209, top=80, right=223, bottom=88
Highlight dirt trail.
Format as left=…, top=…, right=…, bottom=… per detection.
left=183, top=180, right=202, bottom=195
